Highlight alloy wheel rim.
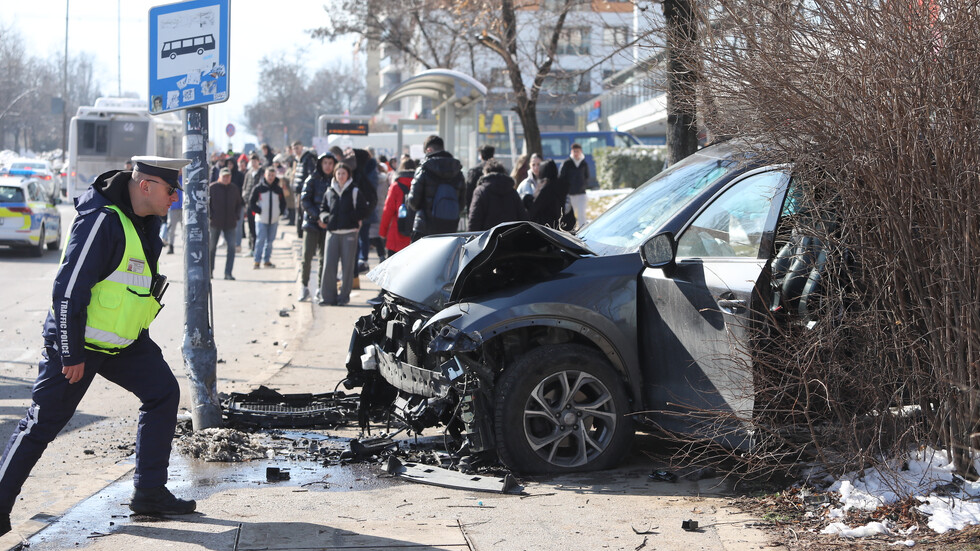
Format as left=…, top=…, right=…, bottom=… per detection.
left=522, top=369, right=617, bottom=468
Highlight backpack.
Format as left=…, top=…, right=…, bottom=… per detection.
left=395, top=182, right=413, bottom=236
left=430, top=181, right=459, bottom=222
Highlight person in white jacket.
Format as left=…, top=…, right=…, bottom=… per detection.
left=248, top=166, right=286, bottom=268
left=516, top=153, right=543, bottom=209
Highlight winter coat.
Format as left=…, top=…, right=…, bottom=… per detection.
left=208, top=180, right=244, bottom=230
left=370, top=174, right=388, bottom=239
left=319, top=177, right=371, bottom=233
left=350, top=149, right=379, bottom=219
left=528, top=160, right=567, bottom=229
left=300, top=153, right=335, bottom=231
left=379, top=171, right=413, bottom=253
left=464, top=160, right=485, bottom=212
left=41, top=169, right=163, bottom=366
left=559, top=156, right=590, bottom=195
left=406, top=150, right=465, bottom=237
left=467, top=173, right=526, bottom=232
left=293, top=149, right=317, bottom=193
left=248, top=177, right=286, bottom=225
left=241, top=168, right=263, bottom=205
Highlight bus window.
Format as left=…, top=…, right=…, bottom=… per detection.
left=541, top=137, right=565, bottom=157
left=615, top=134, right=638, bottom=147
left=81, top=122, right=109, bottom=154
left=108, top=121, right=149, bottom=159
left=573, top=136, right=606, bottom=155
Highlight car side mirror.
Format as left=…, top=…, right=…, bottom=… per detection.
left=640, top=231, right=676, bottom=269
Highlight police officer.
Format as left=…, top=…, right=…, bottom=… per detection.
left=0, top=156, right=196, bottom=535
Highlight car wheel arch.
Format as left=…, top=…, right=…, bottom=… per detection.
left=473, top=317, right=642, bottom=406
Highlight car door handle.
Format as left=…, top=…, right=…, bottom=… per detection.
left=716, top=298, right=747, bottom=314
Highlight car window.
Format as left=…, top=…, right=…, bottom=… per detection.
left=676, top=171, right=786, bottom=258
left=27, top=182, right=40, bottom=201
left=577, top=152, right=743, bottom=255
left=0, top=186, right=25, bottom=203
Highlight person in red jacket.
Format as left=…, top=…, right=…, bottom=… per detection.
left=379, top=158, right=417, bottom=256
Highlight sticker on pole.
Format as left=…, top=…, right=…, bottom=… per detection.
left=148, top=0, right=230, bottom=114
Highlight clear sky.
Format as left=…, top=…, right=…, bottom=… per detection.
left=1, top=0, right=350, bottom=151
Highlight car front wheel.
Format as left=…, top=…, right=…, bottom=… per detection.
left=493, top=344, right=634, bottom=473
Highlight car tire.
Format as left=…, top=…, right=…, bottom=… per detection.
left=47, top=224, right=60, bottom=251
left=493, top=344, right=634, bottom=474
left=30, top=225, right=45, bottom=257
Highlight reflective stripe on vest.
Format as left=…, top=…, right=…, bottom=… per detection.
left=84, top=205, right=161, bottom=353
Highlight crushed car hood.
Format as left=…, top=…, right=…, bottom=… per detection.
left=367, top=222, right=594, bottom=310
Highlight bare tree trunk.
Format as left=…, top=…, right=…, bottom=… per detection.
left=663, top=0, right=700, bottom=165
left=518, top=101, right=541, bottom=156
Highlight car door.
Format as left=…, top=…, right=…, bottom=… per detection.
left=638, top=168, right=790, bottom=445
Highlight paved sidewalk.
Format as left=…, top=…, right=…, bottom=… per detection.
left=4, top=227, right=774, bottom=551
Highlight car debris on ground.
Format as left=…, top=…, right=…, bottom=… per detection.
left=173, top=385, right=524, bottom=494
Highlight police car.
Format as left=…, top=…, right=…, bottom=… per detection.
left=5, top=159, right=58, bottom=198
left=0, top=175, right=62, bottom=256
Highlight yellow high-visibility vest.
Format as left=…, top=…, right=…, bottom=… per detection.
left=84, top=205, right=161, bottom=353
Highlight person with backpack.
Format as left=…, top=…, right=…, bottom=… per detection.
left=405, top=135, right=465, bottom=241
left=379, top=158, right=417, bottom=256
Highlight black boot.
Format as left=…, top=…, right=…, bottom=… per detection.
left=167, top=244, right=174, bottom=255
left=129, top=486, right=196, bottom=514
left=0, top=513, right=10, bottom=536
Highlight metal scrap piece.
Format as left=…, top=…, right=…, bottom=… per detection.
left=383, top=456, right=521, bottom=494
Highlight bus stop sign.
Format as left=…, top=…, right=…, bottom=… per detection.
left=148, top=0, right=230, bottom=114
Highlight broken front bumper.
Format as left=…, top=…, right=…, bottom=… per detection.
left=346, top=303, right=494, bottom=454
left=362, top=344, right=461, bottom=398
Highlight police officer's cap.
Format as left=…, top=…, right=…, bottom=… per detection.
left=132, top=156, right=190, bottom=190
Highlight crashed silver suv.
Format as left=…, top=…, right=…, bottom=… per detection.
left=346, top=142, right=797, bottom=473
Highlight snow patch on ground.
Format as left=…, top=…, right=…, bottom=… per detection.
left=822, top=447, right=980, bottom=537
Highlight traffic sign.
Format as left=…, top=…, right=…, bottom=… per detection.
left=148, top=0, right=230, bottom=114
left=226, top=123, right=235, bottom=137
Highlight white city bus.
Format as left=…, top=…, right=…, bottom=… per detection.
left=66, top=97, right=182, bottom=200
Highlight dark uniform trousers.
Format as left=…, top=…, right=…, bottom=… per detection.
left=0, top=332, right=179, bottom=514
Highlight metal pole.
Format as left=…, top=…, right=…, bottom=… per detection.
left=181, top=106, right=221, bottom=429
left=117, top=0, right=121, bottom=97
left=61, top=0, right=69, bottom=163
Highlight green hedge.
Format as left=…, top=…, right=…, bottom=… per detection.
left=594, top=146, right=666, bottom=189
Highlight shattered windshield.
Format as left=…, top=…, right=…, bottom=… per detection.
left=576, top=150, right=743, bottom=256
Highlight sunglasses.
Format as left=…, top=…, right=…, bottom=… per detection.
left=149, top=179, right=179, bottom=196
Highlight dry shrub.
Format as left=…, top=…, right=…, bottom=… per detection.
left=686, top=0, right=980, bottom=478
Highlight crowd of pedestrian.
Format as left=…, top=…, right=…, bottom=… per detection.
left=196, top=135, right=588, bottom=303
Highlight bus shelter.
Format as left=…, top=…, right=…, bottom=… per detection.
left=377, top=69, right=486, bottom=167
